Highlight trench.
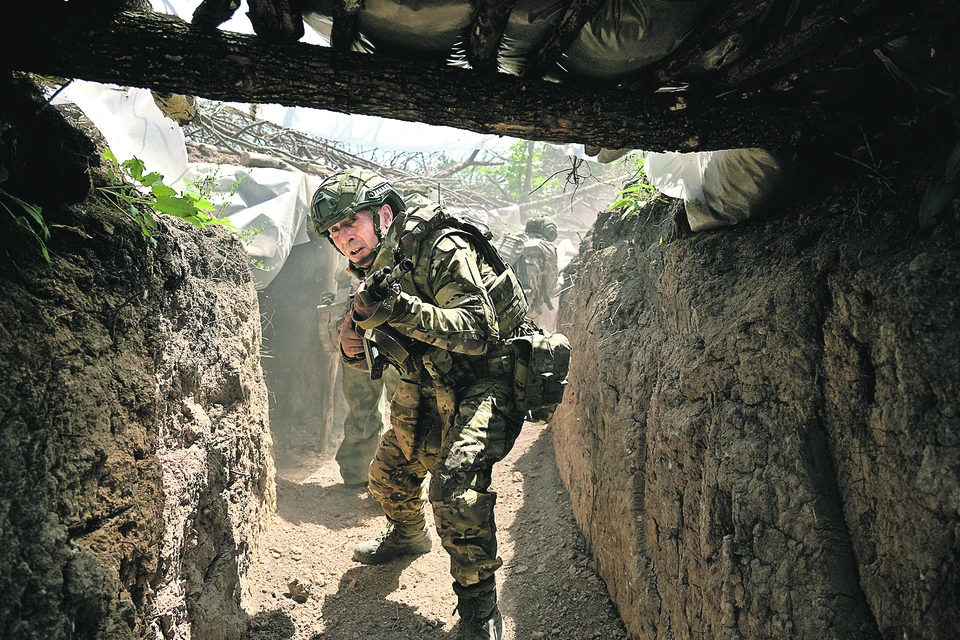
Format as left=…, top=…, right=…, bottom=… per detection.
left=248, top=240, right=629, bottom=639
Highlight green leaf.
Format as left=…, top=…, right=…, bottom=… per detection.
left=140, top=172, right=163, bottom=187
left=150, top=184, right=177, bottom=198
left=104, top=148, right=117, bottom=164
left=918, top=181, right=956, bottom=229
left=152, top=195, right=198, bottom=218
left=122, top=158, right=145, bottom=181
left=192, top=198, right=216, bottom=212
left=944, top=140, right=960, bottom=183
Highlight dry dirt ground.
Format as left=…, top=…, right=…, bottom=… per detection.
left=245, top=421, right=629, bottom=639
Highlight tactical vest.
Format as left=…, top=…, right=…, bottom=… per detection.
left=391, top=203, right=529, bottom=338
left=370, top=204, right=571, bottom=421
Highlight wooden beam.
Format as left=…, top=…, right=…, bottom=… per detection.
left=466, top=0, right=519, bottom=72
left=522, top=0, right=607, bottom=80
left=2, top=11, right=833, bottom=152
left=331, top=0, right=364, bottom=52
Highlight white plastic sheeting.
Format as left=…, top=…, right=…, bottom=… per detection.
left=57, top=80, right=314, bottom=289
left=65, top=82, right=190, bottom=187
left=182, top=164, right=317, bottom=288
left=644, top=149, right=784, bottom=231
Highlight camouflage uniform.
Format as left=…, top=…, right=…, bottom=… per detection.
left=519, top=232, right=559, bottom=326
left=346, top=208, right=530, bottom=587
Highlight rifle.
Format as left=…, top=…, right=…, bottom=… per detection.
left=355, top=258, right=415, bottom=380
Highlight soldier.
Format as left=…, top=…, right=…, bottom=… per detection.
left=317, top=261, right=400, bottom=487
left=310, top=168, right=533, bottom=640
left=316, top=183, right=443, bottom=485
left=494, top=214, right=560, bottom=330
left=518, top=215, right=560, bottom=330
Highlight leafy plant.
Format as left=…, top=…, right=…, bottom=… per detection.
left=609, top=158, right=656, bottom=220
left=919, top=138, right=960, bottom=228
left=0, top=183, right=51, bottom=263
left=99, top=149, right=235, bottom=241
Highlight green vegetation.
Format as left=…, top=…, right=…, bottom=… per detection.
left=609, top=156, right=656, bottom=220
left=0, top=182, right=51, bottom=263
left=99, top=148, right=235, bottom=242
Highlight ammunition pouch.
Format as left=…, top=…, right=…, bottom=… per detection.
left=509, top=331, right=572, bottom=422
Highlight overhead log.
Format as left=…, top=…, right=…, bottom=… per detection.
left=2, top=11, right=835, bottom=152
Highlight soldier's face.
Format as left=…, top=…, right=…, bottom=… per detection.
left=329, top=209, right=378, bottom=267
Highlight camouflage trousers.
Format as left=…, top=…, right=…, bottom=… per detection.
left=368, top=376, right=524, bottom=587
left=336, top=364, right=400, bottom=485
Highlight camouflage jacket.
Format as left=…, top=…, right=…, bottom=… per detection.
left=344, top=207, right=528, bottom=387
left=520, top=235, right=559, bottom=316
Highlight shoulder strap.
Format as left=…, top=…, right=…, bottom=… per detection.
left=397, top=204, right=510, bottom=276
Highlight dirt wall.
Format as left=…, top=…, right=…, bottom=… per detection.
left=552, top=177, right=959, bottom=639
left=0, top=166, right=275, bottom=638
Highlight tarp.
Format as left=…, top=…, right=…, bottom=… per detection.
left=57, top=80, right=313, bottom=289
left=644, top=149, right=784, bottom=231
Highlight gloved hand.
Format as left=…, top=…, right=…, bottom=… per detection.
left=352, top=281, right=400, bottom=329
left=338, top=311, right=365, bottom=360
left=352, top=282, right=382, bottom=322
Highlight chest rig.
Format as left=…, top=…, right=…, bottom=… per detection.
left=377, top=204, right=528, bottom=335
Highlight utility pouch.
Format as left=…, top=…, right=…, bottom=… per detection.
left=421, top=347, right=471, bottom=388
left=317, top=289, right=352, bottom=355
left=510, top=331, right=572, bottom=422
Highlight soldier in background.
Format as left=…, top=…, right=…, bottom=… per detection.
left=317, top=263, right=400, bottom=486
left=494, top=214, right=560, bottom=331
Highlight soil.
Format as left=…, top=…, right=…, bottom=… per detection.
left=244, top=421, right=629, bottom=640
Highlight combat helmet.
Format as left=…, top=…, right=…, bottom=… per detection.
left=311, top=168, right=406, bottom=246
left=524, top=214, right=558, bottom=242
left=402, top=182, right=446, bottom=209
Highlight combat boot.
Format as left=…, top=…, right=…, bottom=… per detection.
left=353, top=515, right=432, bottom=564
left=453, top=577, right=502, bottom=640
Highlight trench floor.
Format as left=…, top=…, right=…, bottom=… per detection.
left=244, top=421, right=628, bottom=639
